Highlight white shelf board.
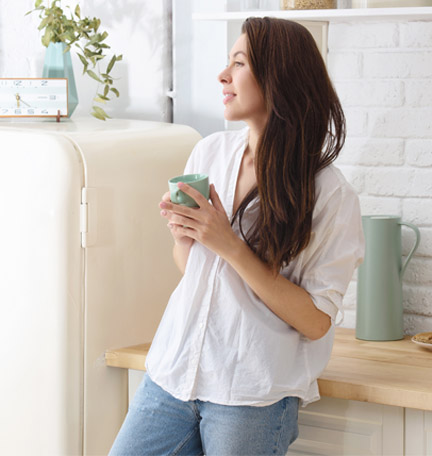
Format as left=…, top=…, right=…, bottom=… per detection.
left=193, top=7, right=432, bottom=22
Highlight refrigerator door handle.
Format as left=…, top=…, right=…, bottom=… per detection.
left=81, top=187, right=97, bottom=248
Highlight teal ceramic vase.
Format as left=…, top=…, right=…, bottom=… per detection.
left=42, top=42, right=78, bottom=117
left=356, top=215, right=420, bottom=341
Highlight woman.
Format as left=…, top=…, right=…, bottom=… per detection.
left=110, top=17, right=364, bottom=455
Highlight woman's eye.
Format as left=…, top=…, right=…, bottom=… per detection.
left=224, top=61, right=244, bottom=69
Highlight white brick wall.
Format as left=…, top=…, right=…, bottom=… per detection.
left=329, top=20, right=432, bottom=335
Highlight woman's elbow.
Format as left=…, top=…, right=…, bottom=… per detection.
left=306, top=313, right=332, bottom=341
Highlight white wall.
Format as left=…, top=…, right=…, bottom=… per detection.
left=0, top=0, right=171, bottom=121
left=172, top=0, right=228, bottom=134
left=328, top=20, right=432, bottom=334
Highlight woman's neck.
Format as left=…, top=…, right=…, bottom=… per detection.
left=246, top=116, right=266, bottom=160
left=247, top=127, right=262, bottom=161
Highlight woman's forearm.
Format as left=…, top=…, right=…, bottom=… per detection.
left=223, top=237, right=331, bottom=340
left=173, top=239, right=194, bottom=274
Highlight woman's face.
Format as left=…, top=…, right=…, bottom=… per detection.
left=218, top=34, right=267, bottom=129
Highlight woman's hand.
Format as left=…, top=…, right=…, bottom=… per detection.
left=159, top=183, right=240, bottom=259
left=159, top=190, right=193, bottom=274
left=160, top=191, right=193, bottom=247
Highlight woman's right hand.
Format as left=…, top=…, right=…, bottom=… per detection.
left=160, top=191, right=194, bottom=274
left=160, top=191, right=194, bottom=247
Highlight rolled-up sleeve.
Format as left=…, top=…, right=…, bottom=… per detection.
left=293, top=168, right=365, bottom=322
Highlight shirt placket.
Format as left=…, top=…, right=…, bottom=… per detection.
left=181, top=133, right=248, bottom=399
left=183, top=255, right=221, bottom=399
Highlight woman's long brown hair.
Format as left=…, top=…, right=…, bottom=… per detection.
left=234, top=17, right=346, bottom=272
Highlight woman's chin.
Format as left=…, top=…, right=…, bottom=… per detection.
left=223, top=110, right=240, bottom=122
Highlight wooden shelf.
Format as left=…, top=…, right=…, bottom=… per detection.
left=193, top=7, right=432, bottom=22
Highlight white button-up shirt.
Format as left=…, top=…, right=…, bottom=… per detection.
left=146, top=127, right=364, bottom=407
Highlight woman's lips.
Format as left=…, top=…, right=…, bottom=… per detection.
left=223, top=93, right=236, bottom=105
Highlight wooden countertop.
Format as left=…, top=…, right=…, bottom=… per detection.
left=105, top=328, right=432, bottom=411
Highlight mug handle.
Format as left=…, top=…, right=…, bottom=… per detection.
left=399, top=222, right=421, bottom=278
left=175, top=189, right=184, bottom=203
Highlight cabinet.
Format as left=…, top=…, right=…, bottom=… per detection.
left=405, top=409, right=432, bottom=456
left=124, top=370, right=431, bottom=455
left=288, top=398, right=404, bottom=455
left=289, top=399, right=432, bottom=455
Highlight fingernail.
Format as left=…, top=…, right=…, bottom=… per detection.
left=160, top=210, right=167, bottom=216
left=167, top=223, right=173, bottom=229
left=177, top=182, right=184, bottom=188
left=160, top=202, right=167, bottom=208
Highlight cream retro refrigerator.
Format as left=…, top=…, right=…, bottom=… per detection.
left=0, top=119, right=201, bottom=455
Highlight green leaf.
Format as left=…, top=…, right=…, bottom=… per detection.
left=88, top=33, right=103, bottom=46
left=38, top=16, right=50, bottom=31
left=106, top=55, right=116, bottom=74
left=41, top=28, right=54, bottom=47
left=77, top=53, right=87, bottom=66
left=91, top=111, right=106, bottom=121
left=83, top=48, right=93, bottom=58
left=103, top=85, right=109, bottom=97
left=94, top=96, right=109, bottom=103
left=77, top=53, right=88, bottom=74
left=74, top=5, right=81, bottom=18
left=87, top=70, right=104, bottom=84
left=110, top=88, right=120, bottom=97
left=93, top=105, right=109, bottom=116
left=35, top=0, right=43, bottom=7
left=91, top=106, right=110, bottom=121
left=116, top=54, right=123, bottom=61
left=65, top=31, right=76, bottom=42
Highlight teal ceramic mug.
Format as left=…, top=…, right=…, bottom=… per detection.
left=168, top=173, right=210, bottom=207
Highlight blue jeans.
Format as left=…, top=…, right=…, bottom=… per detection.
left=109, top=374, right=299, bottom=456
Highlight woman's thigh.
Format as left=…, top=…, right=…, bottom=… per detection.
left=109, top=375, right=203, bottom=456
left=198, top=396, right=299, bottom=456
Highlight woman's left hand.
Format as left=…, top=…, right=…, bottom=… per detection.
left=159, top=183, right=240, bottom=259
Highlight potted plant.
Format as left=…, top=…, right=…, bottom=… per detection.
left=27, top=0, right=122, bottom=120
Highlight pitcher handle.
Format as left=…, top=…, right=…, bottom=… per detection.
left=399, top=222, right=421, bottom=278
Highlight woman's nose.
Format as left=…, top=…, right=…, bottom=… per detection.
left=218, top=67, right=231, bottom=84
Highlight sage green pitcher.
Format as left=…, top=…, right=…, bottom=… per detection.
left=356, top=215, right=420, bottom=341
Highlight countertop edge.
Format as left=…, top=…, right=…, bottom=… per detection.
left=105, top=330, right=432, bottom=411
